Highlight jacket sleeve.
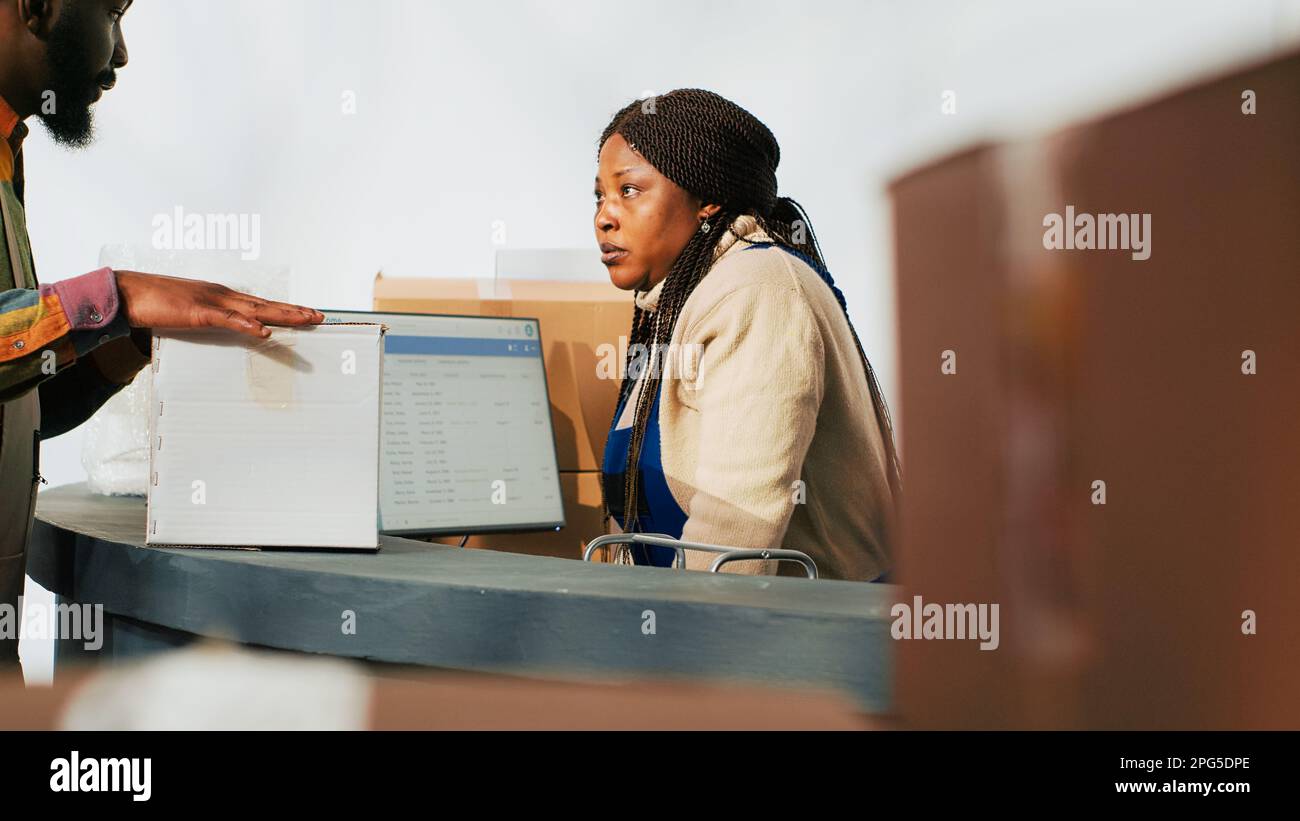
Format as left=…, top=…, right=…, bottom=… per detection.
left=0, top=267, right=152, bottom=433
left=675, top=279, right=826, bottom=575
left=39, top=330, right=152, bottom=439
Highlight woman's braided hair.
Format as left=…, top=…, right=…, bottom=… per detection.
left=599, top=88, right=902, bottom=536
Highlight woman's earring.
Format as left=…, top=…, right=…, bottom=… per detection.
left=700, top=219, right=712, bottom=233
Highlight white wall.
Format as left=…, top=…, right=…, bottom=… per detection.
left=20, top=0, right=1300, bottom=679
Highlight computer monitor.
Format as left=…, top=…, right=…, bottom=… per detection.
left=324, top=310, right=565, bottom=536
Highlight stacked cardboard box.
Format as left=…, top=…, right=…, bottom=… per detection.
left=372, top=274, right=632, bottom=559
left=890, top=51, right=1300, bottom=728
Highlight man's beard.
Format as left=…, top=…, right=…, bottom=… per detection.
left=38, top=8, right=115, bottom=149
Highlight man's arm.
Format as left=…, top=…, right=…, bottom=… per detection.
left=39, top=328, right=152, bottom=439
left=4, top=267, right=327, bottom=438
left=0, top=266, right=136, bottom=407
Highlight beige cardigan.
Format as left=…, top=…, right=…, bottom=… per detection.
left=611, top=215, right=895, bottom=581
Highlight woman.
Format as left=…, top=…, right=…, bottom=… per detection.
left=595, top=89, right=900, bottom=582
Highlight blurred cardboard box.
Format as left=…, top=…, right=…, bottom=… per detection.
left=147, top=324, right=385, bottom=549
left=368, top=669, right=876, bottom=730
left=375, top=275, right=631, bottom=561
left=0, top=653, right=876, bottom=731
left=890, top=50, right=1300, bottom=729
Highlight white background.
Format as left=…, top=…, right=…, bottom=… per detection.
left=19, top=0, right=1300, bottom=680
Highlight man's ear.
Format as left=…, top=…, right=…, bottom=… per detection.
left=18, top=0, right=59, bottom=39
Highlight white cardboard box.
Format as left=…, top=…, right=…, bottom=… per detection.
left=146, top=324, right=385, bottom=549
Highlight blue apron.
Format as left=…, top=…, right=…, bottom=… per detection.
left=602, top=381, right=687, bottom=567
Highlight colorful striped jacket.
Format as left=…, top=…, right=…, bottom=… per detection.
left=0, top=94, right=150, bottom=440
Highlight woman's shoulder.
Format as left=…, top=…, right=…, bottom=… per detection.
left=686, top=226, right=824, bottom=321
left=675, top=246, right=828, bottom=352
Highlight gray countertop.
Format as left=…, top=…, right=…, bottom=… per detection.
left=30, top=483, right=896, bottom=712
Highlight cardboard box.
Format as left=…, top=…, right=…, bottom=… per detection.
left=890, top=50, right=1300, bottom=728
left=432, top=470, right=606, bottom=559
left=0, top=661, right=875, bottom=731
left=372, top=275, right=632, bottom=472
left=147, top=324, right=386, bottom=549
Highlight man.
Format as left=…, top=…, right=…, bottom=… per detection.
left=0, top=0, right=325, bottom=665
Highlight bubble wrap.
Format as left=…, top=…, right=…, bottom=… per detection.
left=80, top=244, right=292, bottom=496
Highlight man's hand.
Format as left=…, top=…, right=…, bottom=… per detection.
left=114, top=270, right=325, bottom=338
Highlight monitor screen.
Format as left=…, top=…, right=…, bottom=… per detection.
left=325, top=310, right=564, bottom=536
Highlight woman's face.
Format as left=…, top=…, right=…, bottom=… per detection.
left=594, top=133, right=716, bottom=292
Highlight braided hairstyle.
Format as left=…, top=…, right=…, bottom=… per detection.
left=599, top=88, right=902, bottom=539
